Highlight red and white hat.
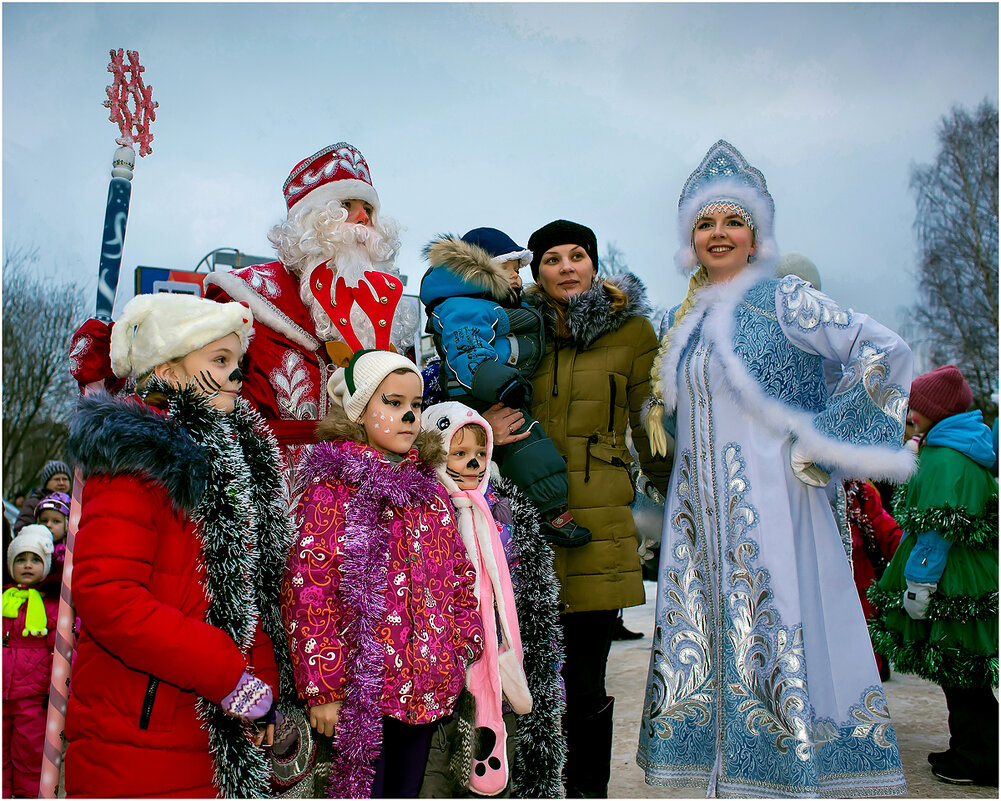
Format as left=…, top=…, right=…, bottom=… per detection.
left=283, top=142, right=380, bottom=218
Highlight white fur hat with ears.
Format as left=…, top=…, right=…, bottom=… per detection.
left=421, top=402, right=494, bottom=494
left=7, top=524, right=55, bottom=579
left=326, top=348, right=422, bottom=423
left=675, top=140, right=778, bottom=275
left=110, top=293, right=254, bottom=378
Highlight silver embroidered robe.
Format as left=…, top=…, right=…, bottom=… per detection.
left=637, top=268, right=911, bottom=797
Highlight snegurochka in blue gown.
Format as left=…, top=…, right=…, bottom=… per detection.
left=637, top=141, right=913, bottom=798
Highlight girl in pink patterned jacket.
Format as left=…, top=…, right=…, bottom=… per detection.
left=280, top=349, right=484, bottom=798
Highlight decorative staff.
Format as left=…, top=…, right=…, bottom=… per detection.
left=38, top=48, right=157, bottom=799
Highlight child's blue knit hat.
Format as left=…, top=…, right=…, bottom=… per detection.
left=461, top=228, right=531, bottom=268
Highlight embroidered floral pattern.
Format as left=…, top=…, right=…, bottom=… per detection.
left=836, top=341, right=909, bottom=426
left=778, top=275, right=852, bottom=330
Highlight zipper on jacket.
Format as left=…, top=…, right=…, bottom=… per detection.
left=607, top=375, right=617, bottom=446
left=585, top=434, right=598, bottom=483
left=139, top=675, right=159, bottom=730
left=551, top=347, right=560, bottom=397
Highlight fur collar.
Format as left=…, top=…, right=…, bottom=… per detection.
left=67, top=387, right=209, bottom=513
left=525, top=272, right=651, bottom=347
left=69, top=381, right=294, bottom=797
left=423, top=235, right=515, bottom=305
left=655, top=268, right=915, bottom=482
left=314, top=403, right=447, bottom=467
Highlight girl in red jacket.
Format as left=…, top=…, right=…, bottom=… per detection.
left=280, top=349, right=484, bottom=798
left=3, top=525, right=58, bottom=798
left=63, top=293, right=294, bottom=798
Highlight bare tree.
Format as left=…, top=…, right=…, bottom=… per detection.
left=598, top=242, right=669, bottom=333
left=598, top=242, right=629, bottom=277
left=2, top=248, right=87, bottom=497
left=905, top=100, right=998, bottom=416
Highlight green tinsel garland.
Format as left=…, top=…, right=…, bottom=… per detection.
left=868, top=620, right=999, bottom=687
left=891, top=487, right=999, bottom=550
left=867, top=583, right=998, bottom=623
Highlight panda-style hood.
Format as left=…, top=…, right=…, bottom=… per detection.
left=421, top=401, right=494, bottom=495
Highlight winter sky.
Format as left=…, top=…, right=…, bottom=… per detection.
left=2, top=3, right=998, bottom=351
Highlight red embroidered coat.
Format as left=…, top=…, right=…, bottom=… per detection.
left=280, top=435, right=484, bottom=725
left=204, top=261, right=332, bottom=506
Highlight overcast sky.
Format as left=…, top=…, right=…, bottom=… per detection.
left=3, top=2, right=998, bottom=344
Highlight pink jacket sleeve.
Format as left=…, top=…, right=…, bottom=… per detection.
left=437, top=487, right=485, bottom=664
left=281, top=480, right=350, bottom=708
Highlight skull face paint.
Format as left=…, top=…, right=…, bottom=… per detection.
left=446, top=425, right=489, bottom=490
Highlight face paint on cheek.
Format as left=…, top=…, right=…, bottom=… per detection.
left=194, top=371, right=222, bottom=397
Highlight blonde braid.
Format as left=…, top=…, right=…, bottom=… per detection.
left=644, top=266, right=710, bottom=456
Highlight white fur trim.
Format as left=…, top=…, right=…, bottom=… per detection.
left=675, top=177, right=777, bottom=276
left=491, top=249, right=533, bottom=270
left=111, top=293, right=254, bottom=378
left=203, top=270, right=320, bottom=353
left=288, top=180, right=380, bottom=219
left=657, top=269, right=915, bottom=482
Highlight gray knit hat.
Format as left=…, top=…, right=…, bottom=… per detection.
left=40, top=460, right=71, bottom=488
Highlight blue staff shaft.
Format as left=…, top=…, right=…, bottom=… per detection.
left=94, top=147, right=136, bottom=320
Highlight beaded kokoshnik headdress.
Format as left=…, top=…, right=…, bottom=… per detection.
left=674, top=139, right=777, bottom=274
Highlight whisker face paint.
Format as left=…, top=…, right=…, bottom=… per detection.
left=194, top=370, right=222, bottom=398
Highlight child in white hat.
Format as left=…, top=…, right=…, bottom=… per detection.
left=279, top=349, right=484, bottom=798
left=3, top=525, right=58, bottom=798
left=418, top=402, right=567, bottom=798
left=62, top=292, right=294, bottom=798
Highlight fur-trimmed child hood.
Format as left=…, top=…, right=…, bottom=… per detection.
left=524, top=271, right=652, bottom=347
left=67, top=388, right=209, bottom=513
left=314, top=402, right=448, bottom=468
left=419, top=234, right=518, bottom=313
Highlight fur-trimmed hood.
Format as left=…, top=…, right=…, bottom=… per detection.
left=314, top=402, right=447, bottom=467
left=420, top=235, right=517, bottom=312
left=525, top=272, right=652, bottom=347
left=67, top=388, right=209, bottom=513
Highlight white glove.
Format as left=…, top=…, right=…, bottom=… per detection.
left=902, top=580, right=937, bottom=620
left=790, top=441, right=830, bottom=487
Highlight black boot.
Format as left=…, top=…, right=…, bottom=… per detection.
left=540, top=508, right=592, bottom=548
left=564, top=697, right=614, bottom=798
left=611, top=610, right=644, bottom=640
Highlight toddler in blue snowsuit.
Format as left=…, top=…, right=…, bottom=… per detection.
left=419, top=227, right=590, bottom=547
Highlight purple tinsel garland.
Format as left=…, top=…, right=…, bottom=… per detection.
left=300, top=439, right=443, bottom=799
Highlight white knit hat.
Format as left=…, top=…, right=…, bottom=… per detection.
left=327, top=348, right=422, bottom=422
left=8, top=524, right=55, bottom=579
left=775, top=252, right=822, bottom=290
left=110, top=294, right=254, bottom=378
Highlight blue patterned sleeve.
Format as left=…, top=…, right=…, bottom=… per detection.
left=431, top=298, right=516, bottom=401
left=775, top=275, right=912, bottom=457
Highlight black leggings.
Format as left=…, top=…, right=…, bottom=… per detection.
left=371, top=716, right=437, bottom=798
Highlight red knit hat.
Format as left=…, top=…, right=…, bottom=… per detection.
left=909, top=364, right=972, bottom=423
